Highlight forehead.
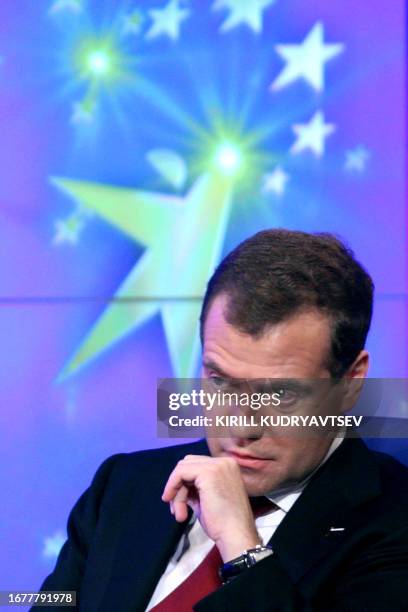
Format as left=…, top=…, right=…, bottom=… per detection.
left=202, top=295, right=332, bottom=378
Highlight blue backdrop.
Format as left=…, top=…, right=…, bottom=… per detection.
left=0, top=0, right=407, bottom=594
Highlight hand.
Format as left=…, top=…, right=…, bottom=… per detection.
left=161, top=454, right=262, bottom=561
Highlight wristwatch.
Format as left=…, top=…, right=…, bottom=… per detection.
left=219, top=544, right=274, bottom=583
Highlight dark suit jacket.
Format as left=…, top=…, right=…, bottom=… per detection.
left=34, top=438, right=408, bottom=611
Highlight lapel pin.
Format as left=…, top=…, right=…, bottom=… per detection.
left=324, top=526, right=346, bottom=537
left=329, top=527, right=345, bottom=532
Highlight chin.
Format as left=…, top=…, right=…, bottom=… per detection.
left=241, top=472, right=276, bottom=497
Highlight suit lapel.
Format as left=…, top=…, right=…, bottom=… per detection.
left=100, top=440, right=209, bottom=612
left=270, top=437, right=382, bottom=583
left=100, top=487, right=188, bottom=611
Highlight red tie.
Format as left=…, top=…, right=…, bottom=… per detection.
left=150, top=498, right=276, bottom=611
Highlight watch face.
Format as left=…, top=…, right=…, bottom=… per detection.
left=247, top=552, right=258, bottom=566
left=220, top=547, right=273, bottom=583
left=248, top=547, right=273, bottom=565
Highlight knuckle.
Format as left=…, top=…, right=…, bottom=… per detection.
left=224, top=457, right=240, bottom=471
left=204, top=461, right=216, bottom=473
left=213, top=456, right=237, bottom=472
left=222, top=456, right=237, bottom=466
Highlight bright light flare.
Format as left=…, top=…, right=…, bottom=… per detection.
left=87, top=50, right=111, bottom=76
left=214, top=142, right=243, bottom=175
left=74, top=38, right=125, bottom=83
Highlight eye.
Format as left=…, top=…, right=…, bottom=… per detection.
left=274, top=388, right=298, bottom=404
left=209, top=376, right=227, bottom=387
left=208, top=374, right=231, bottom=390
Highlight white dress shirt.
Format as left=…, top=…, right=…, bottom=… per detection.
left=146, top=436, right=343, bottom=610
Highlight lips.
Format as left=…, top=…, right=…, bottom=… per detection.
left=226, top=450, right=270, bottom=469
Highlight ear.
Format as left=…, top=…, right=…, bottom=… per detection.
left=340, top=350, right=369, bottom=413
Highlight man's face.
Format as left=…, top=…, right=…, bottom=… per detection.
left=202, top=295, right=348, bottom=496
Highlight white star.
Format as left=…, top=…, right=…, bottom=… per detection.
left=43, top=531, right=65, bottom=559
left=291, top=111, right=335, bottom=158
left=344, top=146, right=371, bottom=172
left=271, top=22, right=344, bottom=92
left=48, top=0, right=82, bottom=15
left=122, top=10, right=145, bottom=37
left=146, top=0, right=190, bottom=41
left=262, top=166, right=290, bottom=196
left=212, top=0, right=276, bottom=33
left=53, top=215, right=84, bottom=245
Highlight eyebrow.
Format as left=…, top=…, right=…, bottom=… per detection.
left=202, top=359, right=233, bottom=379
left=202, top=361, right=317, bottom=395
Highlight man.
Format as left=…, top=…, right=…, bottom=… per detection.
left=35, top=229, right=408, bottom=611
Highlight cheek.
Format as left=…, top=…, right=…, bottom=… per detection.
left=272, top=438, right=331, bottom=477
left=260, top=438, right=320, bottom=475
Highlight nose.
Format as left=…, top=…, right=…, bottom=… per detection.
left=227, top=395, right=264, bottom=442
left=230, top=432, right=263, bottom=448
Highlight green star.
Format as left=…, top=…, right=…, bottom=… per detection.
left=53, top=171, right=235, bottom=379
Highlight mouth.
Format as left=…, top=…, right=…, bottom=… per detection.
left=226, top=450, right=271, bottom=469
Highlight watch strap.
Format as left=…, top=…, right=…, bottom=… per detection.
left=219, top=545, right=273, bottom=583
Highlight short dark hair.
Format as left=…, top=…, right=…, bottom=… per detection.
left=200, top=229, right=374, bottom=378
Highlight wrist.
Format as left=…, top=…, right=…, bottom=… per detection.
left=219, top=545, right=274, bottom=584
left=216, top=528, right=262, bottom=562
